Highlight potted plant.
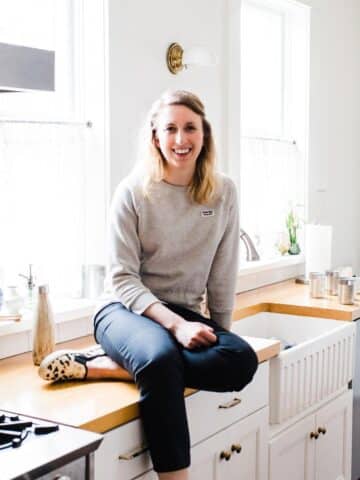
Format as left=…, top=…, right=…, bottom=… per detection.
left=286, top=209, right=301, bottom=255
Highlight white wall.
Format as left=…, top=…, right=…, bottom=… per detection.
left=106, top=0, right=227, bottom=194
left=300, top=0, right=360, bottom=272
left=106, top=0, right=360, bottom=273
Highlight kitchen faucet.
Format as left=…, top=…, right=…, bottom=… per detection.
left=19, top=264, right=36, bottom=296
left=239, top=228, right=260, bottom=261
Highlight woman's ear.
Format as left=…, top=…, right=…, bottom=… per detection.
left=152, top=131, right=160, bottom=148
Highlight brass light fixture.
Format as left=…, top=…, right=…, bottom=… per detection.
left=166, top=43, right=184, bottom=75
left=166, top=42, right=217, bottom=75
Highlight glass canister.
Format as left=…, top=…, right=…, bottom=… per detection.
left=309, top=272, right=326, bottom=298
left=5, top=286, right=25, bottom=314
left=81, top=264, right=106, bottom=299
left=325, top=270, right=340, bottom=296
left=338, top=277, right=356, bottom=305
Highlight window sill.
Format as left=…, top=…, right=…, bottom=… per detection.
left=238, top=254, right=304, bottom=276
left=0, top=298, right=95, bottom=336
left=0, top=298, right=96, bottom=359
left=236, top=255, right=304, bottom=293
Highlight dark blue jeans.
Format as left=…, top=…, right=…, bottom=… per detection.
left=94, top=302, right=258, bottom=473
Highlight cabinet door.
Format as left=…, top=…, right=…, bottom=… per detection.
left=190, top=407, right=268, bottom=480
left=269, top=414, right=315, bottom=480
left=315, top=390, right=352, bottom=480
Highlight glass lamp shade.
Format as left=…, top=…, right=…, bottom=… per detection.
left=183, top=46, right=217, bottom=67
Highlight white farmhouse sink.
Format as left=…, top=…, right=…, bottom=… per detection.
left=231, top=312, right=356, bottom=424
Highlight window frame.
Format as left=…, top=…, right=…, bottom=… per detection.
left=0, top=0, right=82, bottom=122
left=227, top=0, right=310, bottom=266
left=0, top=0, right=108, bottom=295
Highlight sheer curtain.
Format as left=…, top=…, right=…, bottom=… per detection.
left=240, top=137, right=305, bottom=259
left=0, top=0, right=107, bottom=298
left=239, top=0, right=309, bottom=261
left=0, top=122, right=87, bottom=296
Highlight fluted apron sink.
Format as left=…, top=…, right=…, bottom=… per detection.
left=231, top=312, right=356, bottom=424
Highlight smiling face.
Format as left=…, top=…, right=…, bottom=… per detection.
left=153, top=104, right=204, bottom=185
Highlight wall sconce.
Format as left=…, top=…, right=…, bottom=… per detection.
left=166, top=42, right=216, bottom=75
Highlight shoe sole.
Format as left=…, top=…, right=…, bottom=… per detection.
left=38, top=349, right=86, bottom=382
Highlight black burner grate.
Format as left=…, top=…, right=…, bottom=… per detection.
left=0, top=411, right=59, bottom=450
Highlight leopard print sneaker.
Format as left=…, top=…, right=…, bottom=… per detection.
left=38, top=345, right=106, bottom=382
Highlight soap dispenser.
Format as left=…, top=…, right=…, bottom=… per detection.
left=32, top=284, right=55, bottom=366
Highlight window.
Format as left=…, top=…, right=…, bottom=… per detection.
left=236, top=0, right=309, bottom=261
left=0, top=0, right=107, bottom=297
left=0, top=0, right=76, bottom=118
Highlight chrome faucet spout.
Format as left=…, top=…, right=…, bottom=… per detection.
left=239, top=228, right=260, bottom=261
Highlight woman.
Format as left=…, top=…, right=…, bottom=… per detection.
left=39, top=90, right=258, bottom=480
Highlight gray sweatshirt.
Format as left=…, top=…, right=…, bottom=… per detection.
left=102, top=171, right=239, bottom=330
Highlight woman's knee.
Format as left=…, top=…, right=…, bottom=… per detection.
left=217, top=334, right=259, bottom=390
left=135, top=344, right=183, bottom=386
left=231, top=341, right=258, bottom=390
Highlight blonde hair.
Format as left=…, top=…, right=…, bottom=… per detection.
left=138, top=90, right=218, bottom=204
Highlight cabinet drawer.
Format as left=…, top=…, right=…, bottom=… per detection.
left=187, top=361, right=269, bottom=445
left=94, top=419, right=152, bottom=480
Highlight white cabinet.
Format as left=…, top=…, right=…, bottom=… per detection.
left=269, top=390, right=353, bottom=480
left=269, top=412, right=315, bottom=480
left=190, top=407, right=268, bottom=480
left=315, top=391, right=352, bottom=480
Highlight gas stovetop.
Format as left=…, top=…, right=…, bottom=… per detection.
left=0, top=409, right=102, bottom=480
left=0, top=410, right=59, bottom=451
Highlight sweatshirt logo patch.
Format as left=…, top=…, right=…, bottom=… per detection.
left=201, top=209, right=215, bottom=217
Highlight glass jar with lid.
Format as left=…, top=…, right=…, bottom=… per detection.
left=338, top=277, right=356, bottom=305
left=309, top=272, right=326, bottom=298
left=325, top=270, right=340, bottom=296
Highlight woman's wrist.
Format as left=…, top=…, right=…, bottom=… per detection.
left=143, top=302, right=185, bottom=332
left=167, top=313, right=185, bottom=334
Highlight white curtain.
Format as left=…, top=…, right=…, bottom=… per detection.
left=0, top=122, right=86, bottom=296
left=240, top=137, right=305, bottom=259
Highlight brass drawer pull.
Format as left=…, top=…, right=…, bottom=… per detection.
left=218, top=397, right=242, bottom=409
left=119, top=445, right=148, bottom=460
left=318, top=427, right=327, bottom=435
left=310, top=431, right=319, bottom=440
left=231, top=444, right=242, bottom=454
left=220, top=450, right=232, bottom=461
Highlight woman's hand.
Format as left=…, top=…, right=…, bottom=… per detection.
left=143, top=302, right=217, bottom=349
left=171, top=320, right=217, bottom=349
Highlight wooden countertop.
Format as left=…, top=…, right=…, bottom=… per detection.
left=1, top=279, right=358, bottom=434
left=233, top=279, right=360, bottom=321
left=0, top=335, right=279, bottom=434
